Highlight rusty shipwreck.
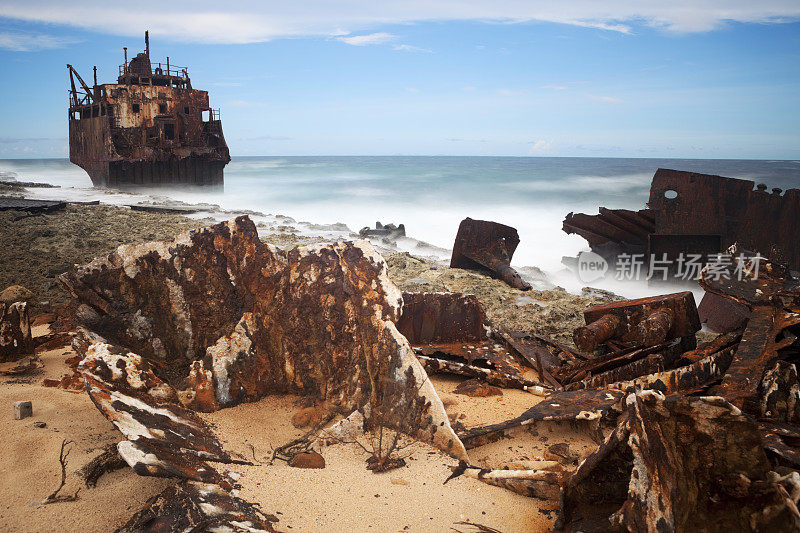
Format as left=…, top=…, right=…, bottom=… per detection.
left=67, top=31, right=230, bottom=188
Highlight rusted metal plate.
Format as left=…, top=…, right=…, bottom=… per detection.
left=715, top=306, right=800, bottom=411
left=574, top=291, right=700, bottom=352
left=416, top=353, right=544, bottom=390
left=397, top=291, right=487, bottom=344
left=698, top=292, right=752, bottom=334
left=118, top=481, right=280, bottom=533
left=450, top=218, right=531, bottom=290
left=558, top=392, right=800, bottom=532
left=699, top=247, right=800, bottom=307
left=646, top=233, right=722, bottom=284
left=562, top=207, right=654, bottom=251
left=648, top=168, right=800, bottom=271
left=458, top=389, right=626, bottom=449
left=760, top=361, right=800, bottom=423
left=79, top=342, right=237, bottom=486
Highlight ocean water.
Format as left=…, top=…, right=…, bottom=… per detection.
left=2, top=156, right=798, bottom=295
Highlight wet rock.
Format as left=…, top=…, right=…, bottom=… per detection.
left=453, top=379, right=503, bottom=397
left=289, top=451, right=326, bottom=469
left=1, top=301, right=33, bottom=362
left=0, top=285, right=35, bottom=305
left=63, top=216, right=466, bottom=460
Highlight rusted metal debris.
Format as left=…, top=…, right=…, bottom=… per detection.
left=458, top=389, right=626, bottom=450
left=562, top=208, right=654, bottom=263
left=63, top=215, right=467, bottom=461
left=558, top=391, right=800, bottom=533
left=573, top=291, right=700, bottom=352
left=118, top=481, right=280, bottom=533
left=563, top=169, right=800, bottom=275
left=698, top=292, right=752, bottom=334
left=451, top=218, right=532, bottom=291
left=0, top=197, right=67, bottom=213
left=649, top=168, right=800, bottom=272
left=398, top=291, right=548, bottom=390
left=79, top=342, right=243, bottom=487
left=1, top=301, right=34, bottom=363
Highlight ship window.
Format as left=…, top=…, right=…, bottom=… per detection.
left=132, top=103, right=140, bottom=113
left=101, top=105, right=106, bottom=116
left=184, top=106, right=190, bottom=115
left=159, top=103, right=167, bottom=114
left=92, top=105, right=99, bottom=117
left=164, top=123, right=175, bottom=140
left=72, top=111, right=80, bottom=120
left=202, top=109, right=210, bottom=121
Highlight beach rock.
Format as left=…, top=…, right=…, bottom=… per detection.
left=0, top=285, right=35, bottom=305
left=1, top=301, right=34, bottom=362
left=453, top=379, right=503, bottom=397
left=14, top=400, right=32, bottom=420
left=62, top=216, right=467, bottom=461
left=289, top=451, right=326, bottom=469
left=291, top=405, right=329, bottom=429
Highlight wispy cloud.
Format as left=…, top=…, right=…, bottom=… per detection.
left=337, top=32, right=395, bottom=46
left=540, top=84, right=567, bottom=90
left=1, top=2, right=798, bottom=44
left=393, top=44, right=432, bottom=53
left=587, top=94, right=624, bottom=104
left=0, top=31, right=76, bottom=51
left=405, top=87, right=420, bottom=93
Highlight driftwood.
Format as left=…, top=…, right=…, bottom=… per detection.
left=42, top=439, right=80, bottom=505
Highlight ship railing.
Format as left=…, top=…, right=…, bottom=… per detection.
left=203, top=108, right=222, bottom=122
left=119, top=62, right=189, bottom=79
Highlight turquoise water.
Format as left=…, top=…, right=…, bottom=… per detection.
left=1, top=156, right=798, bottom=273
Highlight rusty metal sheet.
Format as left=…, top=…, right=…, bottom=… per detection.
left=416, top=353, right=545, bottom=390
left=699, top=247, right=800, bottom=307
left=79, top=342, right=238, bottom=486
left=715, top=306, right=800, bottom=411
left=0, top=197, right=67, bottom=213
left=648, top=168, right=800, bottom=271
left=558, top=392, right=800, bottom=533
left=646, top=233, right=722, bottom=284
left=450, top=217, right=531, bottom=290
left=118, top=481, right=280, bottom=533
left=563, top=339, right=687, bottom=391
left=562, top=208, right=654, bottom=254
left=492, top=329, right=564, bottom=388
left=397, top=291, right=487, bottom=344
left=458, top=389, right=626, bottom=450
left=761, top=361, right=800, bottom=423
left=698, top=292, right=752, bottom=334
left=575, top=291, right=700, bottom=352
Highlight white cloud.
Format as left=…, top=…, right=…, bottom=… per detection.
left=405, top=87, right=420, bottom=93
left=1, top=1, right=799, bottom=44
left=393, top=44, right=432, bottom=53
left=540, top=84, right=567, bottom=90
left=337, top=32, right=395, bottom=46
left=529, top=139, right=552, bottom=153
left=0, top=31, right=76, bottom=51
left=587, top=94, right=624, bottom=104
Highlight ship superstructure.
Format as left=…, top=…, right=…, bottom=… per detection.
left=68, top=32, right=230, bottom=187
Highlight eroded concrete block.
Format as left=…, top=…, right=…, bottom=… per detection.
left=14, top=400, right=32, bottom=420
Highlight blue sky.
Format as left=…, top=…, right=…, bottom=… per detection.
left=0, top=1, right=798, bottom=158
